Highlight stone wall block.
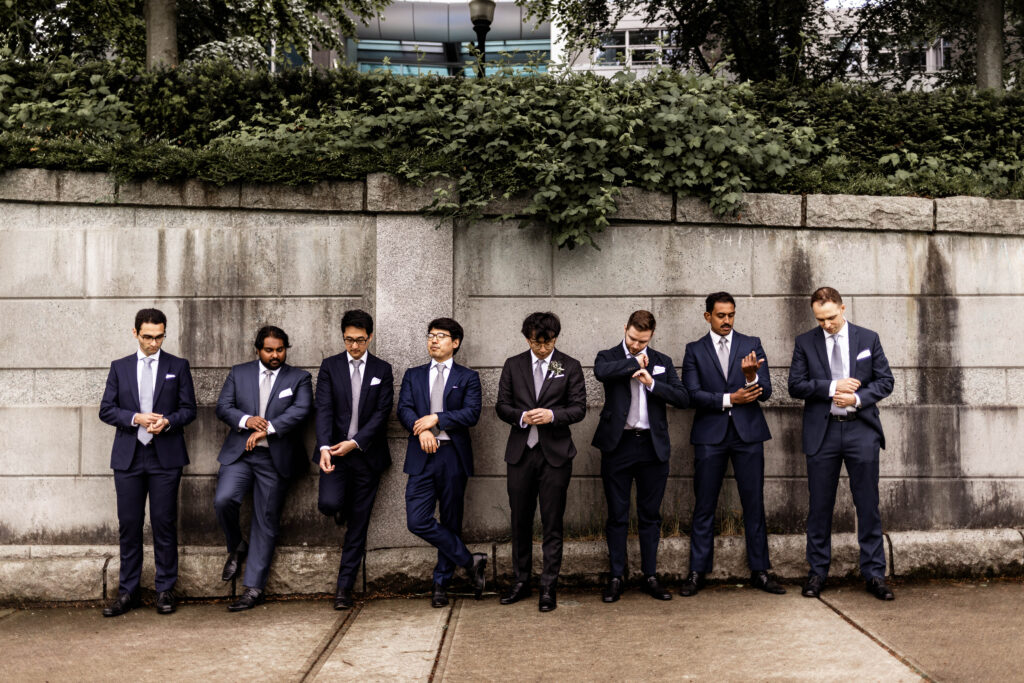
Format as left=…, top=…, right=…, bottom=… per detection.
left=0, top=169, right=59, bottom=202
left=806, top=194, right=933, bottom=231
left=366, top=173, right=455, bottom=212
left=57, top=172, right=117, bottom=203
left=0, top=407, right=81, bottom=475
left=888, top=529, right=1024, bottom=578
left=0, top=557, right=106, bottom=602
left=239, top=180, right=363, bottom=212
left=117, top=179, right=241, bottom=208
left=936, top=196, right=1024, bottom=236
left=455, top=219, right=551, bottom=297
left=614, top=187, right=673, bottom=222
left=0, top=227, right=86, bottom=298
left=677, top=193, right=802, bottom=227
left=481, top=192, right=531, bottom=216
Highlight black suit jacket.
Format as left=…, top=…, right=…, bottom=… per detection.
left=788, top=322, right=894, bottom=455
left=495, top=348, right=587, bottom=467
left=314, top=352, right=394, bottom=474
left=591, top=343, right=689, bottom=461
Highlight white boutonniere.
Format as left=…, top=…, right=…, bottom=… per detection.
left=548, top=360, right=565, bottom=378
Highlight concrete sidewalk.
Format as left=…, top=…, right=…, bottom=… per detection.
left=1, top=579, right=1021, bottom=682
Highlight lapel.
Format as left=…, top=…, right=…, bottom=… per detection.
left=813, top=329, right=830, bottom=378
left=152, top=353, right=168, bottom=404
left=847, top=324, right=860, bottom=377
left=126, top=355, right=142, bottom=410
left=265, top=364, right=288, bottom=415
left=418, top=363, right=433, bottom=411
left=516, top=351, right=536, bottom=404
left=536, top=350, right=562, bottom=403
left=339, top=355, right=354, bottom=409
left=726, top=334, right=742, bottom=382
left=249, top=361, right=262, bottom=414
left=443, top=362, right=459, bottom=400
left=702, top=334, right=729, bottom=382
left=356, top=354, right=375, bottom=416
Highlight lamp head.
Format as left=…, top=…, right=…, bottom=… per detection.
left=469, top=0, right=496, bottom=25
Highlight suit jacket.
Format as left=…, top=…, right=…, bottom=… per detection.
left=99, top=351, right=197, bottom=471
left=682, top=331, right=772, bottom=445
left=215, top=360, right=313, bottom=478
left=397, top=360, right=481, bottom=476
left=788, top=323, right=894, bottom=455
left=495, top=349, right=587, bottom=467
left=591, top=344, right=689, bottom=462
left=314, top=351, right=394, bottom=474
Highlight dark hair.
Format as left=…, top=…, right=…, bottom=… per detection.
left=254, top=325, right=291, bottom=350
left=705, top=291, right=736, bottom=313
left=341, top=309, right=374, bottom=335
left=521, top=312, right=561, bottom=341
left=428, top=317, right=464, bottom=355
left=626, top=310, right=656, bottom=333
left=134, top=308, right=167, bottom=331
left=810, top=287, right=843, bottom=307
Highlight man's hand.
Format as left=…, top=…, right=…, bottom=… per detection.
left=833, top=392, right=857, bottom=409
left=413, top=413, right=440, bottom=436
left=245, top=416, right=269, bottom=431
left=524, top=408, right=553, bottom=425
left=730, top=385, right=763, bottom=405
left=133, top=412, right=163, bottom=428
left=741, top=351, right=764, bottom=383
left=319, top=449, right=335, bottom=473
left=245, top=431, right=267, bottom=451
left=632, top=368, right=654, bottom=387
left=329, top=440, right=357, bottom=457
left=835, top=378, right=861, bottom=394
left=146, top=417, right=169, bottom=434
left=418, top=431, right=439, bottom=454
left=635, top=353, right=649, bottom=369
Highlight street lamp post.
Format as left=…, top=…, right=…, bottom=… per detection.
left=468, top=0, right=496, bottom=77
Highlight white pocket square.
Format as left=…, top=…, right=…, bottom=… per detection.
left=652, top=365, right=666, bottom=375
left=164, top=374, right=175, bottom=379
left=278, top=387, right=293, bottom=398
left=370, top=377, right=382, bottom=386
left=856, top=349, right=871, bottom=360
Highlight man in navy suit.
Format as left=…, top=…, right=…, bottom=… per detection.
left=593, top=310, right=689, bottom=603
left=680, top=292, right=785, bottom=597
left=398, top=317, right=487, bottom=607
left=99, top=308, right=197, bottom=617
left=788, top=287, right=895, bottom=600
left=315, top=309, right=394, bottom=610
left=213, top=326, right=312, bottom=611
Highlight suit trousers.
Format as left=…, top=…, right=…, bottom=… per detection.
left=507, top=445, right=573, bottom=587
left=601, top=431, right=669, bottom=578
left=318, top=455, right=382, bottom=590
left=805, top=418, right=885, bottom=580
left=214, top=448, right=289, bottom=590
left=113, top=441, right=182, bottom=594
left=690, top=420, right=770, bottom=573
left=405, top=444, right=472, bottom=584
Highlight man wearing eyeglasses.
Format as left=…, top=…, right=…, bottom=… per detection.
left=315, top=309, right=394, bottom=610
left=99, top=308, right=196, bottom=617
left=495, top=312, right=586, bottom=612
left=397, top=317, right=486, bottom=607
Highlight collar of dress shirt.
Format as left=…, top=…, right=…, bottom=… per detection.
left=258, top=361, right=281, bottom=379
left=529, top=349, right=551, bottom=367
left=621, top=340, right=649, bottom=359
left=709, top=329, right=734, bottom=345
left=430, top=357, right=454, bottom=372
left=137, top=349, right=161, bottom=363
left=826, top=321, right=849, bottom=343
left=346, top=351, right=365, bottom=364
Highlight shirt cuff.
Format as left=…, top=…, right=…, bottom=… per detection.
left=828, top=380, right=837, bottom=397
left=266, top=421, right=276, bottom=435
left=744, top=378, right=758, bottom=387
left=646, top=380, right=655, bottom=392
left=351, top=439, right=361, bottom=450
left=320, top=446, right=331, bottom=454
left=519, top=412, right=529, bottom=429
left=239, top=414, right=250, bottom=430
left=547, top=409, right=555, bottom=425
left=854, top=392, right=862, bottom=409
left=722, top=393, right=732, bottom=410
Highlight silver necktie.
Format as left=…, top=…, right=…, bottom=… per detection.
left=717, top=336, right=730, bottom=378
left=625, top=355, right=642, bottom=429
left=137, top=357, right=155, bottom=445
left=257, top=369, right=272, bottom=446
left=830, top=335, right=847, bottom=416
left=348, top=359, right=362, bottom=439
left=431, top=364, right=447, bottom=440
left=527, top=358, right=544, bottom=448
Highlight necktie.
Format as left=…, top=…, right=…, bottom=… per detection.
left=348, top=359, right=362, bottom=439
left=137, top=357, right=154, bottom=445
left=829, top=335, right=847, bottom=416
left=527, top=359, right=544, bottom=448
left=717, top=336, right=730, bottom=378
left=626, top=354, right=642, bottom=429
left=431, top=364, right=447, bottom=440
left=258, top=369, right=272, bottom=446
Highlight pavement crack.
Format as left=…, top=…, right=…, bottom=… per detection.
left=429, top=600, right=459, bottom=682
left=297, top=602, right=361, bottom=683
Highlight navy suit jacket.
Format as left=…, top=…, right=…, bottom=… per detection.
left=591, top=344, right=689, bottom=462
left=215, top=360, right=313, bottom=478
left=99, top=351, right=197, bottom=470
left=682, top=331, right=772, bottom=445
left=788, top=322, right=894, bottom=455
left=397, top=360, right=481, bottom=476
left=314, top=352, right=394, bottom=474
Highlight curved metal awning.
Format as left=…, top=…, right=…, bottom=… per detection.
left=354, top=1, right=551, bottom=42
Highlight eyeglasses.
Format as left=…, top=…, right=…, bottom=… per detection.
left=426, top=333, right=452, bottom=341
left=140, top=334, right=166, bottom=342
left=528, top=338, right=556, bottom=348
left=343, top=337, right=369, bottom=346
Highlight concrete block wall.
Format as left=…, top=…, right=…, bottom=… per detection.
left=2, top=169, right=1023, bottom=567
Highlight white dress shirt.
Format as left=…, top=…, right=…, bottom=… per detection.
left=239, top=362, right=280, bottom=433
left=519, top=350, right=556, bottom=428
left=431, top=357, right=453, bottom=441
left=826, top=322, right=860, bottom=410
left=623, top=340, right=654, bottom=430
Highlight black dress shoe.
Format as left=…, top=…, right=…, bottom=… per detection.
left=102, top=591, right=140, bottom=617
left=333, top=510, right=346, bottom=527
left=221, top=544, right=248, bottom=582
left=155, top=590, right=176, bottom=615
left=334, top=587, right=354, bottom=610
left=802, top=574, right=826, bottom=598
left=228, top=587, right=265, bottom=612
left=602, top=576, right=623, bottom=603
left=751, top=570, right=787, bottom=595
left=466, top=553, right=487, bottom=599
left=865, top=577, right=895, bottom=601
left=538, top=585, right=557, bottom=612
left=431, top=583, right=449, bottom=608
left=500, top=581, right=531, bottom=605
left=641, top=575, right=673, bottom=600
left=679, top=571, right=706, bottom=597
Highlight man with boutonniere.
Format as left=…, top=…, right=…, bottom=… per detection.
left=495, top=312, right=586, bottom=612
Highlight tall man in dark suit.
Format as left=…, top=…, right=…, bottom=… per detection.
left=398, top=317, right=487, bottom=607
left=593, top=310, right=689, bottom=603
left=788, top=287, right=895, bottom=601
left=315, top=309, right=394, bottom=610
left=680, top=292, right=785, bottom=597
left=495, top=312, right=587, bottom=612
left=99, top=308, right=196, bottom=617
left=213, top=326, right=312, bottom=611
